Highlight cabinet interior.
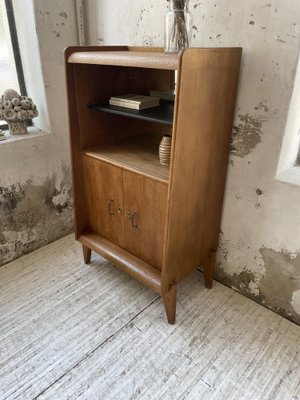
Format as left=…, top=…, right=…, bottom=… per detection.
left=72, top=63, right=175, bottom=182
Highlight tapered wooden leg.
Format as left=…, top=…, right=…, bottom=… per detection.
left=82, top=245, right=91, bottom=264
left=204, top=251, right=216, bottom=289
left=163, top=285, right=176, bottom=325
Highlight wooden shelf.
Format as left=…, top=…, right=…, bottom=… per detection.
left=68, top=50, right=180, bottom=70
left=89, top=101, right=174, bottom=126
left=83, top=138, right=170, bottom=182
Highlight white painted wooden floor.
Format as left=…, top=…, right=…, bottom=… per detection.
left=0, top=235, right=300, bottom=400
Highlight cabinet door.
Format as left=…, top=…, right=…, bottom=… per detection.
left=122, top=170, right=168, bottom=269
left=82, top=156, right=124, bottom=247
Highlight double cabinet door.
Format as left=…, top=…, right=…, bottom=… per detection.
left=82, top=155, right=168, bottom=269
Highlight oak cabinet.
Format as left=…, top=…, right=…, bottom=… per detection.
left=65, top=46, right=242, bottom=324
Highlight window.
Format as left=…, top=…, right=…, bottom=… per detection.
left=276, top=52, right=300, bottom=185
left=0, top=0, right=27, bottom=129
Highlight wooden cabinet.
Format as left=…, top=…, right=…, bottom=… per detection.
left=65, top=46, right=242, bottom=324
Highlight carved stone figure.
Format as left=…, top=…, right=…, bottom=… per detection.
left=0, top=89, right=39, bottom=135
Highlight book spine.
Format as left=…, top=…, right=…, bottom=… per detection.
left=109, top=97, right=143, bottom=105
left=109, top=100, right=140, bottom=109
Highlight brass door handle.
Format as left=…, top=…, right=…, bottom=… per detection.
left=132, top=211, right=138, bottom=228
left=125, top=211, right=132, bottom=218
left=108, top=199, right=115, bottom=215
left=125, top=210, right=138, bottom=228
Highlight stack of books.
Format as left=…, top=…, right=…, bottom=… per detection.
left=109, top=94, right=160, bottom=110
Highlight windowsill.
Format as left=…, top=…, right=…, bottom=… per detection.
left=277, top=165, right=300, bottom=187
left=0, top=126, right=50, bottom=145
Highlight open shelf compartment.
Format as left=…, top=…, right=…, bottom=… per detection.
left=83, top=137, right=170, bottom=183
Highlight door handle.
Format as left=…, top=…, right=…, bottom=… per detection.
left=132, top=211, right=138, bottom=228
left=125, top=210, right=138, bottom=228
left=125, top=211, right=132, bottom=219
left=108, top=199, right=115, bottom=215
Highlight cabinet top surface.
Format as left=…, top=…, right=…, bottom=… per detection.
left=66, top=47, right=242, bottom=70
left=67, top=50, right=180, bottom=70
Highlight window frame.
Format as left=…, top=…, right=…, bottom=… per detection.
left=0, top=0, right=28, bottom=130
left=276, top=44, right=300, bottom=187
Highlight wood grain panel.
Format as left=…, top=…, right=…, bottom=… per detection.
left=68, top=51, right=179, bottom=70
left=73, top=64, right=133, bottom=149
left=162, top=48, right=242, bottom=292
left=82, top=155, right=124, bottom=247
left=129, top=68, right=174, bottom=94
left=122, top=171, right=168, bottom=269
left=83, top=137, right=169, bottom=183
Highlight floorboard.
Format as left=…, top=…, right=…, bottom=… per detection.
left=0, top=235, right=299, bottom=400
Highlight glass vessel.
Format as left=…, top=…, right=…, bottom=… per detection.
left=165, top=0, right=193, bottom=53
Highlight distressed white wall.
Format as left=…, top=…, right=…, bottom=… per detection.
left=0, top=0, right=78, bottom=264
left=85, top=0, right=300, bottom=323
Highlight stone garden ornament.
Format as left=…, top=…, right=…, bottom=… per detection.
left=0, top=89, right=38, bottom=135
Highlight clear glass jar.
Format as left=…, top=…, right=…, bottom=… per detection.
left=164, top=0, right=193, bottom=53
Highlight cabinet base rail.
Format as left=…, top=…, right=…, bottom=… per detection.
left=79, top=232, right=163, bottom=294
left=79, top=232, right=177, bottom=323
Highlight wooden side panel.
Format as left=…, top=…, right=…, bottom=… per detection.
left=65, top=62, right=88, bottom=238
left=162, top=48, right=242, bottom=291
left=123, top=171, right=168, bottom=269
left=82, top=155, right=124, bottom=247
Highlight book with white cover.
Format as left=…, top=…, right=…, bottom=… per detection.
left=109, top=94, right=160, bottom=110
left=109, top=94, right=160, bottom=105
left=109, top=99, right=160, bottom=110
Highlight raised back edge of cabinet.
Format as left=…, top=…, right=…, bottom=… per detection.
left=161, top=47, right=242, bottom=293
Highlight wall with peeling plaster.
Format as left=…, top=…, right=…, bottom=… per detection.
left=85, top=0, right=300, bottom=324
left=0, top=0, right=78, bottom=266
